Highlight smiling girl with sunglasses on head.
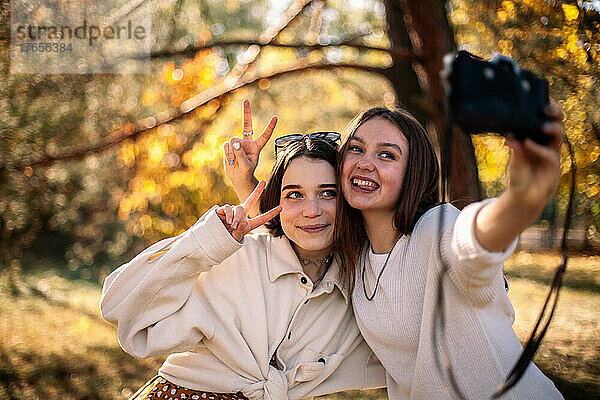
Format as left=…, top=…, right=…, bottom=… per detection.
left=229, top=102, right=566, bottom=400
left=100, top=100, right=384, bottom=400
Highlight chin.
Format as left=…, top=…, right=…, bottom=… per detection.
left=343, top=187, right=370, bottom=208
left=298, top=236, right=333, bottom=251
left=345, top=195, right=373, bottom=211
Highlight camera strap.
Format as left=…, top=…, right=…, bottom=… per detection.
left=433, top=110, right=576, bottom=400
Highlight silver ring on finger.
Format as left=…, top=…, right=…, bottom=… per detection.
left=229, top=158, right=235, bottom=165
left=242, top=131, right=253, bottom=136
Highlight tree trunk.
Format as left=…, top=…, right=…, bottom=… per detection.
left=383, top=0, right=426, bottom=118
left=384, top=0, right=482, bottom=206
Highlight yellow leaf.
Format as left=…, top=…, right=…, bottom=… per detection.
left=497, top=10, right=507, bottom=23
left=562, top=4, right=579, bottom=21
left=502, top=1, right=514, bottom=11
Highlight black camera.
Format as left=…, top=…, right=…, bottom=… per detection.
left=443, top=50, right=550, bottom=144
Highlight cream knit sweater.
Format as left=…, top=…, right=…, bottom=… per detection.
left=353, top=201, right=564, bottom=400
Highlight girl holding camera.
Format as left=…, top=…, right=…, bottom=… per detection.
left=229, top=103, right=565, bottom=399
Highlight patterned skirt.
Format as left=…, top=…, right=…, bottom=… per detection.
left=129, top=376, right=249, bottom=400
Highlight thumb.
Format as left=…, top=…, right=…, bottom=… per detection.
left=233, top=142, right=252, bottom=166
left=233, top=220, right=251, bottom=242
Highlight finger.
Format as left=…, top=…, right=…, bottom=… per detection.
left=216, top=205, right=233, bottom=226
left=232, top=220, right=250, bottom=242
left=223, top=142, right=234, bottom=167
left=233, top=221, right=249, bottom=239
left=215, top=206, right=226, bottom=220
left=544, top=103, right=564, bottom=122
left=256, top=115, right=278, bottom=151
left=541, top=121, right=563, bottom=150
left=229, top=137, right=242, bottom=154
left=242, top=180, right=266, bottom=210
left=233, top=138, right=251, bottom=165
left=506, top=139, right=527, bottom=166
left=242, top=99, right=253, bottom=137
left=523, top=138, right=560, bottom=165
left=223, top=205, right=233, bottom=225
left=248, top=205, right=282, bottom=231
left=237, top=220, right=249, bottom=234
left=231, top=205, right=245, bottom=230
left=504, top=137, right=521, bottom=151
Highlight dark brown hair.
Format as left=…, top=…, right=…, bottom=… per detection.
left=260, top=137, right=338, bottom=237
left=334, top=107, right=440, bottom=293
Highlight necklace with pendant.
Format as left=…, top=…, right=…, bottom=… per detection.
left=297, top=250, right=334, bottom=285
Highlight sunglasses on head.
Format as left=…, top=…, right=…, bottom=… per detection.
left=274, top=131, right=341, bottom=157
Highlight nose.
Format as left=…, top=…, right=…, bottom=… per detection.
left=303, top=196, right=323, bottom=218
left=356, top=154, right=374, bottom=171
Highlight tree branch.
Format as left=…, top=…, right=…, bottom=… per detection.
left=2, top=0, right=396, bottom=172
left=2, top=61, right=389, bottom=171
left=259, top=0, right=315, bottom=44
left=218, top=0, right=315, bottom=100
left=0, top=0, right=318, bottom=172
left=148, top=40, right=420, bottom=62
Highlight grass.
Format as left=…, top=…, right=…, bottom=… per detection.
left=502, top=251, right=600, bottom=399
left=0, top=251, right=598, bottom=400
left=0, top=268, right=164, bottom=400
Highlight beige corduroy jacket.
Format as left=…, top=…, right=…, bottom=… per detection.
left=100, top=207, right=385, bottom=400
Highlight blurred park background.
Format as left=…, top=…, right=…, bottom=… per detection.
left=1, top=0, right=599, bottom=398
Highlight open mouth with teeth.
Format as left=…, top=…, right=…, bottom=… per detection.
left=351, top=177, right=380, bottom=192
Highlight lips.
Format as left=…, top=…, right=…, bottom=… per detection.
left=350, top=176, right=380, bottom=192
left=298, top=224, right=330, bottom=233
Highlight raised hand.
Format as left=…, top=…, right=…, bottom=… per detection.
left=223, top=100, right=278, bottom=189
left=505, top=103, right=563, bottom=210
left=215, top=180, right=281, bottom=242
left=474, top=103, right=565, bottom=252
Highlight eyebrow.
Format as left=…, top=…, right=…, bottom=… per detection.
left=281, top=183, right=336, bottom=191
left=350, top=135, right=403, bottom=155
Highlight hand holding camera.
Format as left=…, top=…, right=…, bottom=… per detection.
left=444, top=50, right=564, bottom=211
left=443, top=51, right=565, bottom=253
left=504, top=104, right=563, bottom=211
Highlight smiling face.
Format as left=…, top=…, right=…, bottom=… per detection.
left=341, top=117, right=409, bottom=217
left=279, top=157, right=337, bottom=259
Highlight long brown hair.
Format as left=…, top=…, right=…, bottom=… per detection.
left=334, top=107, right=440, bottom=293
left=260, top=137, right=338, bottom=237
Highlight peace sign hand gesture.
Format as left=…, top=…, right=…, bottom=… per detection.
left=216, top=180, right=281, bottom=242
left=223, top=100, right=278, bottom=206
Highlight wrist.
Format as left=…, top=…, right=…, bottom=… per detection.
left=231, top=176, right=259, bottom=203
left=500, top=190, right=546, bottom=222
left=505, top=182, right=549, bottom=206
left=230, top=175, right=257, bottom=190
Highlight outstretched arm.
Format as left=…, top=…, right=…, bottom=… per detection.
left=474, top=104, right=563, bottom=252
left=100, top=182, right=280, bottom=358
left=223, top=99, right=277, bottom=216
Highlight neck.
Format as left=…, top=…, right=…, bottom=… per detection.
left=362, top=209, right=401, bottom=254
left=292, top=243, right=333, bottom=281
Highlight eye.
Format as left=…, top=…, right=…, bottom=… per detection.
left=320, top=189, right=337, bottom=199
left=348, top=145, right=363, bottom=153
left=379, top=151, right=396, bottom=160
left=284, top=191, right=303, bottom=199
